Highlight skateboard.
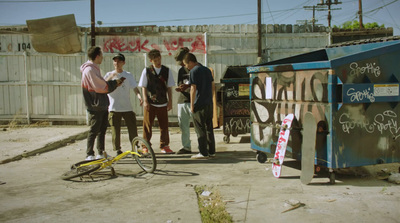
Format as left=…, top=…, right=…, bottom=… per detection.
left=272, top=114, right=294, bottom=178
left=300, top=112, right=317, bottom=185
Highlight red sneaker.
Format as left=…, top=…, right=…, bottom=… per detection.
left=161, top=146, right=174, bottom=154
left=142, top=147, right=149, bottom=154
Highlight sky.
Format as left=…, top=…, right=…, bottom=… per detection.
left=0, top=0, right=399, bottom=35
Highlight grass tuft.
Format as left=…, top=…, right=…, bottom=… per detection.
left=194, top=185, right=233, bottom=223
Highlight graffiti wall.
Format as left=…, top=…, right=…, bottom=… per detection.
left=100, top=35, right=206, bottom=55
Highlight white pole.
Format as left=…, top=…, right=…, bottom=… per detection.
left=23, top=51, right=31, bottom=125
left=204, top=32, right=208, bottom=67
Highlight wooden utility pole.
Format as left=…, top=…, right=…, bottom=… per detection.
left=318, top=0, right=342, bottom=28
left=90, top=0, right=95, bottom=46
left=358, top=0, right=364, bottom=29
left=257, top=0, right=262, bottom=58
left=303, top=5, right=327, bottom=31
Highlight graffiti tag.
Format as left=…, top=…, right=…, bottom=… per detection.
left=346, top=87, right=375, bottom=103
left=349, top=62, right=381, bottom=78
left=339, top=110, right=400, bottom=140
left=103, top=35, right=206, bottom=55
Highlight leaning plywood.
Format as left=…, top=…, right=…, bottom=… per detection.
left=26, top=14, right=81, bottom=54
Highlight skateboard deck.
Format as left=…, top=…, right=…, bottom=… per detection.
left=300, top=112, right=317, bottom=185
left=272, top=114, right=294, bottom=178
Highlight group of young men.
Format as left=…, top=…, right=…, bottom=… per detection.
left=80, top=46, right=215, bottom=161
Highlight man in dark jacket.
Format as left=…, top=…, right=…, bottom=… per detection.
left=80, top=46, right=123, bottom=160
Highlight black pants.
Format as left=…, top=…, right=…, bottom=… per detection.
left=86, top=110, right=109, bottom=156
left=192, top=104, right=215, bottom=156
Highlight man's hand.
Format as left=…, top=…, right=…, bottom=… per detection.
left=143, top=101, right=150, bottom=111
left=116, top=77, right=125, bottom=86
left=175, top=84, right=190, bottom=92
left=167, top=101, right=172, bottom=111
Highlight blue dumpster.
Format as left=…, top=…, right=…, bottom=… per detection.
left=247, top=39, right=400, bottom=183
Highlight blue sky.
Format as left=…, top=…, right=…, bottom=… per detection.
left=0, top=0, right=399, bottom=35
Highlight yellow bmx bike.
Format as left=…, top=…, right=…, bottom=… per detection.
left=61, top=137, right=156, bottom=180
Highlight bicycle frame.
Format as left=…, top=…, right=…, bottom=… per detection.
left=78, top=150, right=141, bottom=171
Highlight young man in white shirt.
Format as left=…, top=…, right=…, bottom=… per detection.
left=104, top=53, right=143, bottom=155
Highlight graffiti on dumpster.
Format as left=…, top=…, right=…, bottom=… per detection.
left=346, top=87, right=375, bottom=103
left=226, top=87, right=239, bottom=98
left=250, top=70, right=329, bottom=147
left=349, top=62, right=381, bottom=78
left=224, top=118, right=251, bottom=135
left=339, top=110, right=400, bottom=140
left=224, top=101, right=250, bottom=116
left=103, top=35, right=206, bottom=55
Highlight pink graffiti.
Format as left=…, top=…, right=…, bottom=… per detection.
left=103, top=35, right=206, bottom=55
left=103, top=37, right=150, bottom=53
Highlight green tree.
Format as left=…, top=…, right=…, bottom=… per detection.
left=334, top=20, right=385, bottom=29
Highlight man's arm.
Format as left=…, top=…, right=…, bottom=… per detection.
left=142, top=87, right=149, bottom=111
left=167, top=87, right=172, bottom=111
left=134, top=87, right=143, bottom=106
left=190, top=84, right=196, bottom=113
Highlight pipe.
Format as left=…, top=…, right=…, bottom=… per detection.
left=23, top=51, right=31, bottom=125
left=204, top=32, right=208, bottom=67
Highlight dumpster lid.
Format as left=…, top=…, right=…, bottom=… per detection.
left=222, top=65, right=251, bottom=79
left=248, top=37, right=400, bottom=72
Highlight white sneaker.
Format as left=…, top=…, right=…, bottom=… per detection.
left=96, top=154, right=110, bottom=159
left=191, top=153, right=208, bottom=159
left=85, top=155, right=95, bottom=161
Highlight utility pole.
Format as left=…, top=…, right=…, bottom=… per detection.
left=257, top=0, right=262, bottom=59
left=318, top=0, right=342, bottom=28
left=303, top=5, right=327, bottom=31
left=90, top=0, right=95, bottom=46
left=358, top=0, right=364, bottom=29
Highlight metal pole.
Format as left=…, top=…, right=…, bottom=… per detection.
left=257, top=0, right=262, bottom=58
left=204, top=32, right=208, bottom=67
left=90, top=0, right=95, bottom=46
left=23, top=51, right=31, bottom=125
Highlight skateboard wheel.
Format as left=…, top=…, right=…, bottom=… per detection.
left=256, top=152, right=267, bottom=163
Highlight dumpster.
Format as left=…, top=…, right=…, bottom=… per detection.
left=247, top=38, right=400, bottom=183
left=221, top=65, right=251, bottom=143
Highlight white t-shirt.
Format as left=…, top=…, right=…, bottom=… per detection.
left=104, top=70, right=138, bottom=112
left=138, top=66, right=175, bottom=107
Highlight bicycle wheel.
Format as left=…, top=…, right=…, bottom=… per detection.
left=132, top=137, right=157, bottom=173
left=61, top=160, right=101, bottom=180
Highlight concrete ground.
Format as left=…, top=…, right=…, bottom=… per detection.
left=0, top=125, right=399, bottom=223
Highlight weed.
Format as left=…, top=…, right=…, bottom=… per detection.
left=194, top=185, right=233, bottom=223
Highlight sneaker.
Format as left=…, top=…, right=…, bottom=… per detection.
left=85, top=155, right=95, bottom=161
left=191, top=153, right=208, bottom=159
left=142, top=147, right=149, bottom=154
left=161, top=146, right=174, bottom=154
left=96, top=153, right=111, bottom=159
left=209, top=153, right=216, bottom=158
left=116, top=150, right=123, bottom=156
left=177, top=148, right=191, bottom=154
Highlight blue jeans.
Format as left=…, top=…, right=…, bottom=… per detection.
left=178, top=103, right=192, bottom=150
